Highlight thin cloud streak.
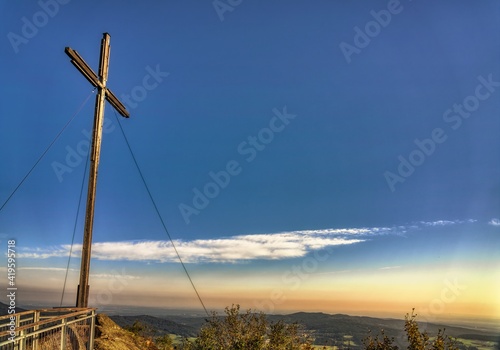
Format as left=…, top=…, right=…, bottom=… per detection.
left=418, top=219, right=476, bottom=227
left=379, top=266, right=401, bottom=270
left=18, top=267, right=73, bottom=272
left=17, top=220, right=476, bottom=263
left=6, top=267, right=139, bottom=280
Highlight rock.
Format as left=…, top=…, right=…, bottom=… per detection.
left=94, top=313, right=159, bottom=350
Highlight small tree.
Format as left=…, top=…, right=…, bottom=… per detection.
left=125, top=320, right=145, bottom=335
left=195, top=304, right=267, bottom=350
left=268, top=320, right=315, bottom=350
left=405, top=311, right=430, bottom=350
left=178, top=337, right=195, bottom=350
left=364, top=310, right=459, bottom=350
left=363, top=330, right=398, bottom=350
left=195, top=304, right=314, bottom=350
left=124, top=320, right=159, bottom=349
left=405, top=310, right=458, bottom=350
left=156, top=334, right=174, bottom=350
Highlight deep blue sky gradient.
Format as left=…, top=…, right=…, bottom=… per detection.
left=0, top=1, right=499, bottom=319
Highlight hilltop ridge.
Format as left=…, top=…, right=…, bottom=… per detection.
left=94, top=313, right=159, bottom=350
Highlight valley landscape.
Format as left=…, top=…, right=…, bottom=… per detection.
left=3, top=302, right=496, bottom=349
left=109, top=310, right=499, bottom=349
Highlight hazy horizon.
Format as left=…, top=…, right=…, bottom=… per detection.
left=4, top=298, right=500, bottom=334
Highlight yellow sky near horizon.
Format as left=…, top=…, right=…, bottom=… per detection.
left=5, top=262, right=499, bottom=322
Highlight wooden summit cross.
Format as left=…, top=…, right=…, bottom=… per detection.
left=65, top=33, right=130, bottom=308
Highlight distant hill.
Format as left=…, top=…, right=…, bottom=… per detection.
left=111, top=311, right=499, bottom=349
left=110, top=314, right=198, bottom=338
left=2, top=302, right=497, bottom=349
left=266, top=312, right=499, bottom=347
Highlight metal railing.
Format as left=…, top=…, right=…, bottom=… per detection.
left=0, top=308, right=96, bottom=350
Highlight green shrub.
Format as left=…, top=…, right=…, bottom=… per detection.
left=364, top=309, right=459, bottom=350
left=194, top=304, right=314, bottom=350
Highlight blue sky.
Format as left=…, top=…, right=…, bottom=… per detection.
left=0, top=1, right=499, bottom=323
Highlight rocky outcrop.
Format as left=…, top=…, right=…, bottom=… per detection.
left=94, top=313, right=159, bottom=350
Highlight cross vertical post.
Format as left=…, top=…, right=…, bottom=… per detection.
left=65, top=33, right=130, bottom=308
left=77, top=33, right=109, bottom=309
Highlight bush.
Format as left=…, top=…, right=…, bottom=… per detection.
left=364, top=309, right=459, bottom=350
left=194, top=304, right=314, bottom=350
left=363, top=329, right=399, bottom=350
left=156, top=334, right=174, bottom=350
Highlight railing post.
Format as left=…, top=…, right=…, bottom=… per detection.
left=33, top=310, right=40, bottom=350
left=88, top=309, right=96, bottom=350
left=15, top=315, right=21, bottom=350
left=19, top=329, right=25, bottom=350
left=60, top=318, right=67, bottom=350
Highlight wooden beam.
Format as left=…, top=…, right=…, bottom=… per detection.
left=66, top=33, right=130, bottom=308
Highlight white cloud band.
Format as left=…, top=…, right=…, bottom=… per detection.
left=19, top=228, right=372, bottom=263
left=17, top=219, right=475, bottom=263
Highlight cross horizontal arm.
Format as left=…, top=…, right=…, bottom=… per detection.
left=106, top=90, right=130, bottom=118
left=65, top=47, right=129, bottom=118
left=65, top=47, right=100, bottom=88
